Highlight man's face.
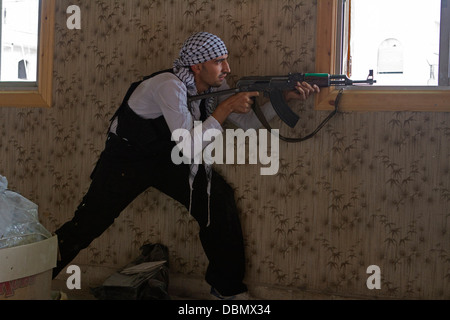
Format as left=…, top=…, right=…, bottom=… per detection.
left=194, top=54, right=231, bottom=91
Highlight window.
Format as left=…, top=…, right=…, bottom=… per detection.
left=349, top=0, right=441, bottom=86
left=0, top=0, right=54, bottom=108
left=1, top=0, right=39, bottom=82
left=315, top=0, right=450, bottom=111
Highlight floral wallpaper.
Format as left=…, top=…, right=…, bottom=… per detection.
left=0, top=0, right=449, bottom=299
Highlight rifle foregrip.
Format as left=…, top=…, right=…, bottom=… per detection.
left=268, top=90, right=299, bottom=128
left=303, top=73, right=331, bottom=87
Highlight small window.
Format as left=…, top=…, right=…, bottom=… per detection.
left=0, top=0, right=54, bottom=108
left=1, top=0, right=39, bottom=83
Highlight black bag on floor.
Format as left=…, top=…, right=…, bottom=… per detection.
left=91, top=243, right=170, bottom=300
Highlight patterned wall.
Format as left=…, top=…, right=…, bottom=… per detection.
left=0, top=0, right=449, bottom=299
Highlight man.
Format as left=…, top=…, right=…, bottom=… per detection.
left=53, top=32, right=319, bottom=299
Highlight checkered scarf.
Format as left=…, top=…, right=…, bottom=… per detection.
left=173, top=32, right=228, bottom=226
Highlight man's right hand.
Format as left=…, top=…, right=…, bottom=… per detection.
left=212, top=91, right=259, bottom=124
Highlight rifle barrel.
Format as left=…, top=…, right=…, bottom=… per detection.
left=330, top=77, right=376, bottom=86
left=351, top=79, right=377, bottom=84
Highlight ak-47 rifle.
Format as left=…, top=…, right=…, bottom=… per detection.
left=188, top=70, right=376, bottom=143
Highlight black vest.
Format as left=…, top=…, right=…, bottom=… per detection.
left=111, top=69, right=176, bottom=155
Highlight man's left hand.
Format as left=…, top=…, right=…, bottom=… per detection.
left=284, top=81, right=320, bottom=102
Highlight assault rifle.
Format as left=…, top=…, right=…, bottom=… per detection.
left=188, top=70, right=376, bottom=130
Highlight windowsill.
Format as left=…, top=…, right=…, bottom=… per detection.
left=343, top=85, right=450, bottom=91
left=315, top=86, right=450, bottom=112
left=0, top=83, right=38, bottom=91
left=0, top=90, right=51, bottom=108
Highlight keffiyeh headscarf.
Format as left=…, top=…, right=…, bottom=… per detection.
left=173, top=32, right=228, bottom=227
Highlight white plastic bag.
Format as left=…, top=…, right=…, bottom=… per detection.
left=0, top=175, right=52, bottom=249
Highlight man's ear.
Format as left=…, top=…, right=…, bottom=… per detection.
left=190, top=64, right=202, bottom=75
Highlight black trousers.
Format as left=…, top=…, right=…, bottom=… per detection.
left=53, top=133, right=247, bottom=296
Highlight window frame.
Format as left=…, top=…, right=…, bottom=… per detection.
left=0, top=0, right=54, bottom=108
left=315, top=0, right=450, bottom=112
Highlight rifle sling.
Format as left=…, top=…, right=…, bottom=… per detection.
left=251, top=89, right=344, bottom=143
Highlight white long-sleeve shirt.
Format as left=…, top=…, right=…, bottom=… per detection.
left=110, top=72, right=277, bottom=158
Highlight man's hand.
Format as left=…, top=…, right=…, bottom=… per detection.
left=212, top=91, right=259, bottom=124
left=284, top=81, right=320, bottom=102
left=226, top=92, right=260, bottom=114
